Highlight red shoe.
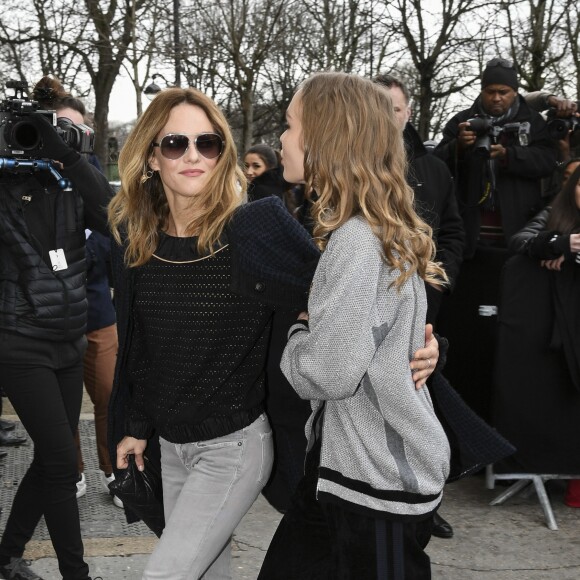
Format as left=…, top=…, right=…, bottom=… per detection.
left=564, top=479, right=580, bottom=508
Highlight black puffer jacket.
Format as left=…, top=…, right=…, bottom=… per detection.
left=0, top=157, right=112, bottom=341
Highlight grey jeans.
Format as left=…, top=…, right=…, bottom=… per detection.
left=142, top=414, right=274, bottom=580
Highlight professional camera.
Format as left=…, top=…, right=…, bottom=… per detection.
left=0, top=80, right=94, bottom=158
left=55, top=116, right=95, bottom=154
left=546, top=106, right=580, bottom=146
left=465, top=116, right=531, bottom=155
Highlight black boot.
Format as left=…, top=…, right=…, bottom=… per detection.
left=432, top=512, right=454, bottom=538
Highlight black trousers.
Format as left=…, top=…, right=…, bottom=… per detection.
left=436, top=245, right=508, bottom=422
left=258, top=441, right=434, bottom=580
left=0, top=332, right=90, bottom=580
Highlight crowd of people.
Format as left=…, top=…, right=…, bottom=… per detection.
left=0, top=56, right=578, bottom=580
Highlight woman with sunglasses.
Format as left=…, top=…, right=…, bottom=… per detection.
left=108, top=86, right=441, bottom=580
left=107, top=87, right=321, bottom=579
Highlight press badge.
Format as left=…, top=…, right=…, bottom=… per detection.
left=49, top=249, right=68, bottom=271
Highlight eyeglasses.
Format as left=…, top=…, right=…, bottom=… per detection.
left=486, top=57, right=514, bottom=69
left=152, top=133, right=224, bottom=160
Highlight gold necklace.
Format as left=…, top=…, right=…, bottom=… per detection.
left=152, top=243, right=229, bottom=264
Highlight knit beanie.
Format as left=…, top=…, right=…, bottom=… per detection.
left=481, top=58, right=518, bottom=90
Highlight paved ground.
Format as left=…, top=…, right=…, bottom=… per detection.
left=1, top=396, right=580, bottom=579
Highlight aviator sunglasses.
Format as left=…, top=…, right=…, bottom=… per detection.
left=152, top=133, right=224, bottom=160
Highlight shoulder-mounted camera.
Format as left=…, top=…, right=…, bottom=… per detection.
left=0, top=80, right=94, bottom=159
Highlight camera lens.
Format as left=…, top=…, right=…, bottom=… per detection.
left=547, top=119, right=569, bottom=140
left=467, top=117, right=492, bottom=135
left=8, top=120, right=41, bottom=151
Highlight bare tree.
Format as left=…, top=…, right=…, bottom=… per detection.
left=0, top=0, right=577, bottom=159
left=499, top=0, right=575, bottom=92
left=0, top=0, right=161, bottom=167
left=0, top=0, right=89, bottom=95
left=300, top=0, right=377, bottom=73
left=180, top=0, right=289, bottom=153
left=123, top=0, right=174, bottom=117
left=382, top=0, right=496, bottom=140
left=562, top=7, right=580, bottom=101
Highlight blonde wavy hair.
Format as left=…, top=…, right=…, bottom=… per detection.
left=108, top=87, right=246, bottom=267
left=299, top=72, right=447, bottom=289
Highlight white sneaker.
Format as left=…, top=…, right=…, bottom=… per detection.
left=101, top=471, right=123, bottom=509
left=76, top=472, right=87, bottom=499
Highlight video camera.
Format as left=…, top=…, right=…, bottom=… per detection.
left=0, top=80, right=94, bottom=158
left=466, top=116, right=531, bottom=155
left=546, top=106, right=580, bottom=146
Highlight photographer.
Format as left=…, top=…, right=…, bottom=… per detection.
left=435, top=58, right=558, bottom=256
left=525, top=91, right=578, bottom=118
left=525, top=92, right=580, bottom=172
left=0, top=76, right=112, bottom=580
left=434, top=58, right=558, bottom=421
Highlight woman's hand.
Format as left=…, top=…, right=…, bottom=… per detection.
left=541, top=256, right=565, bottom=271
left=297, top=311, right=309, bottom=321
left=410, top=324, right=439, bottom=389
left=116, top=436, right=148, bottom=471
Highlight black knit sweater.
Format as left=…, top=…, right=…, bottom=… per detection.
left=126, top=233, right=272, bottom=443
left=109, top=196, right=321, bottom=485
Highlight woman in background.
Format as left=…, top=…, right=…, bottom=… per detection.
left=243, top=143, right=291, bottom=203
left=503, top=162, right=580, bottom=507
left=108, top=87, right=320, bottom=579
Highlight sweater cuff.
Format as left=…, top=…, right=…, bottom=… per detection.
left=288, top=320, right=309, bottom=339
left=552, top=234, right=571, bottom=256
left=125, top=418, right=154, bottom=441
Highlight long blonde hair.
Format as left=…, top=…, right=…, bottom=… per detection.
left=108, top=87, right=246, bottom=267
left=299, top=72, right=447, bottom=289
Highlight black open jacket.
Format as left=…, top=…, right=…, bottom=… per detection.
left=508, top=208, right=580, bottom=392
left=404, top=123, right=465, bottom=322
left=107, top=196, right=320, bottom=524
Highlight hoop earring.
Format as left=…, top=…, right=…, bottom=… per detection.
left=140, top=169, right=154, bottom=184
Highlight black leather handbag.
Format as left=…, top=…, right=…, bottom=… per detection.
left=108, top=453, right=165, bottom=537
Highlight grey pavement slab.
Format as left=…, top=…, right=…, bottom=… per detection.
left=22, top=478, right=580, bottom=580
left=2, top=411, right=580, bottom=579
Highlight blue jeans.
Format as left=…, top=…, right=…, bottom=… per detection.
left=143, top=414, right=274, bottom=580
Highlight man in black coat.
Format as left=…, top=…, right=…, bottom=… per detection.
left=374, top=74, right=465, bottom=325
left=374, top=74, right=465, bottom=539
left=431, top=59, right=559, bottom=424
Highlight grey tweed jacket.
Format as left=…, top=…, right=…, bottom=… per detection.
left=281, top=216, right=450, bottom=519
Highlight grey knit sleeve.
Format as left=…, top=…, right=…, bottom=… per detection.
left=280, top=218, right=387, bottom=401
